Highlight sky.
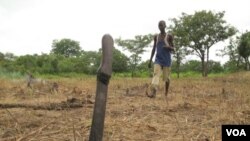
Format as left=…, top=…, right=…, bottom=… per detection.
left=1, top=0, right=250, bottom=64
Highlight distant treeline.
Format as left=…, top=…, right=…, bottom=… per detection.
left=0, top=50, right=246, bottom=78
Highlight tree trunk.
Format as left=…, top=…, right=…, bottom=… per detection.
left=177, top=53, right=180, bottom=78
left=201, top=52, right=205, bottom=77
left=131, top=55, right=137, bottom=77
left=248, top=58, right=250, bottom=71
left=237, top=56, right=240, bottom=68
left=177, top=63, right=180, bottom=78
left=245, top=58, right=250, bottom=71
left=131, top=69, right=135, bottom=77
left=205, top=48, right=209, bottom=77
left=131, top=63, right=136, bottom=77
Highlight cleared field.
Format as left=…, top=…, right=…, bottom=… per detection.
left=0, top=72, right=250, bottom=141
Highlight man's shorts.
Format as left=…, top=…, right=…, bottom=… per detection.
left=151, top=63, right=171, bottom=86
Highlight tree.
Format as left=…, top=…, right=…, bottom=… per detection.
left=137, top=60, right=152, bottom=77
left=238, top=31, right=250, bottom=70
left=176, top=10, right=236, bottom=77
left=79, top=51, right=101, bottom=74
left=0, top=52, right=4, bottom=66
left=207, top=61, right=224, bottom=73
left=51, top=38, right=82, bottom=58
left=219, top=38, right=244, bottom=72
left=14, top=55, right=37, bottom=73
left=4, top=52, right=16, bottom=61
left=168, top=18, right=190, bottom=78
left=115, top=34, right=153, bottom=77
left=0, top=52, right=4, bottom=61
left=182, top=60, right=201, bottom=72
left=112, top=48, right=129, bottom=73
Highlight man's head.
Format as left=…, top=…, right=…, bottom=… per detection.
left=158, top=20, right=166, bottom=33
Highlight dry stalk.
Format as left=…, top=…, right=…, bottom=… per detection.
left=173, top=113, right=185, bottom=141
left=5, top=109, right=22, bottom=134
left=0, top=136, right=18, bottom=141
left=16, top=120, right=54, bottom=141
left=73, top=124, right=76, bottom=141
left=5, top=109, right=19, bottom=124
left=40, top=130, right=62, bottom=136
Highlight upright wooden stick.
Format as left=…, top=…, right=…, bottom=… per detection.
left=89, top=34, right=113, bottom=141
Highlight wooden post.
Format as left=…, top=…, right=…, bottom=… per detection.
left=89, top=34, right=113, bottom=141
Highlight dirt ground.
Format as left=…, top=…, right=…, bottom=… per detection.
left=0, top=72, right=250, bottom=141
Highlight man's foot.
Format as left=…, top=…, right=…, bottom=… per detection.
left=146, top=87, right=156, bottom=98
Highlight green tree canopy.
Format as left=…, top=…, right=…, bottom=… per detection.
left=168, top=18, right=190, bottom=78
left=219, top=38, right=244, bottom=72
left=51, top=38, right=82, bottom=58
left=0, top=52, right=4, bottom=63
left=173, top=10, right=237, bottom=76
left=112, top=48, right=129, bottom=73
left=238, top=31, right=250, bottom=70
left=115, top=34, right=153, bottom=77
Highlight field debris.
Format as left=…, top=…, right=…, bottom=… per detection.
left=0, top=97, right=93, bottom=110
left=0, top=72, right=249, bottom=140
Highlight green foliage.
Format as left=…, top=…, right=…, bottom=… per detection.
left=221, top=38, right=240, bottom=61
left=172, top=60, right=224, bottom=75
left=4, top=53, right=16, bottom=61
left=172, top=71, right=201, bottom=78
left=79, top=51, right=100, bottom=74
left=172, top=10, right=237, bottom=76
left=112, top=72, right=132, bottom=78
left=57, top=57, right=76, bottom=73
left=0, top=24, right=244, bottom=78
left=0, top=52, right=4, bottom=61
left=0, top=47, right=130, bottom=75
left=238, top=31, right=250, bottom=70
left=115, top=34, right=154, bottom=77
left=238, top=32, right=250, bottom=58
left=168, top=17, right=191, bottom=77
left=181, top=60, right=202, bottom=72
left=223, top=61, right=244, bottom=72
left=51, top=38, right=82, bottom=58
left=14, top=55, right=38, bottom=73
left=207, top=61, right=224, bottom=73
left=112, top=48, right=129, bottom=72
left=219, top=38, right=245, bottom=72
left=0, top=51, right=234, bottom=78
left=0, top=67, right=23, bottom=79
left=137, top=60, right=151, bottom=72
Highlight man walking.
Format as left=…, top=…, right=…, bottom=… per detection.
left=146, top=20, right=174, bottom=98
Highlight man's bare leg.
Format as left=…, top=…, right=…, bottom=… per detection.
left=165, top=80, right=170, bottom=97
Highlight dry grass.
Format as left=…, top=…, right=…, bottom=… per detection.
left=0, top=72, right=250, bottom=141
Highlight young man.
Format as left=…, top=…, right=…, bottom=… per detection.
left=146, top=20, right=174, bottom=98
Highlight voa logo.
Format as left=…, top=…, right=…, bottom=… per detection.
left=226, top=129, right=246, bottom=136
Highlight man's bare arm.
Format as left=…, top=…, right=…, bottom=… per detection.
left=165, top=34, right=175, bottom=51
left=148, top=35, right=157, bottom=68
